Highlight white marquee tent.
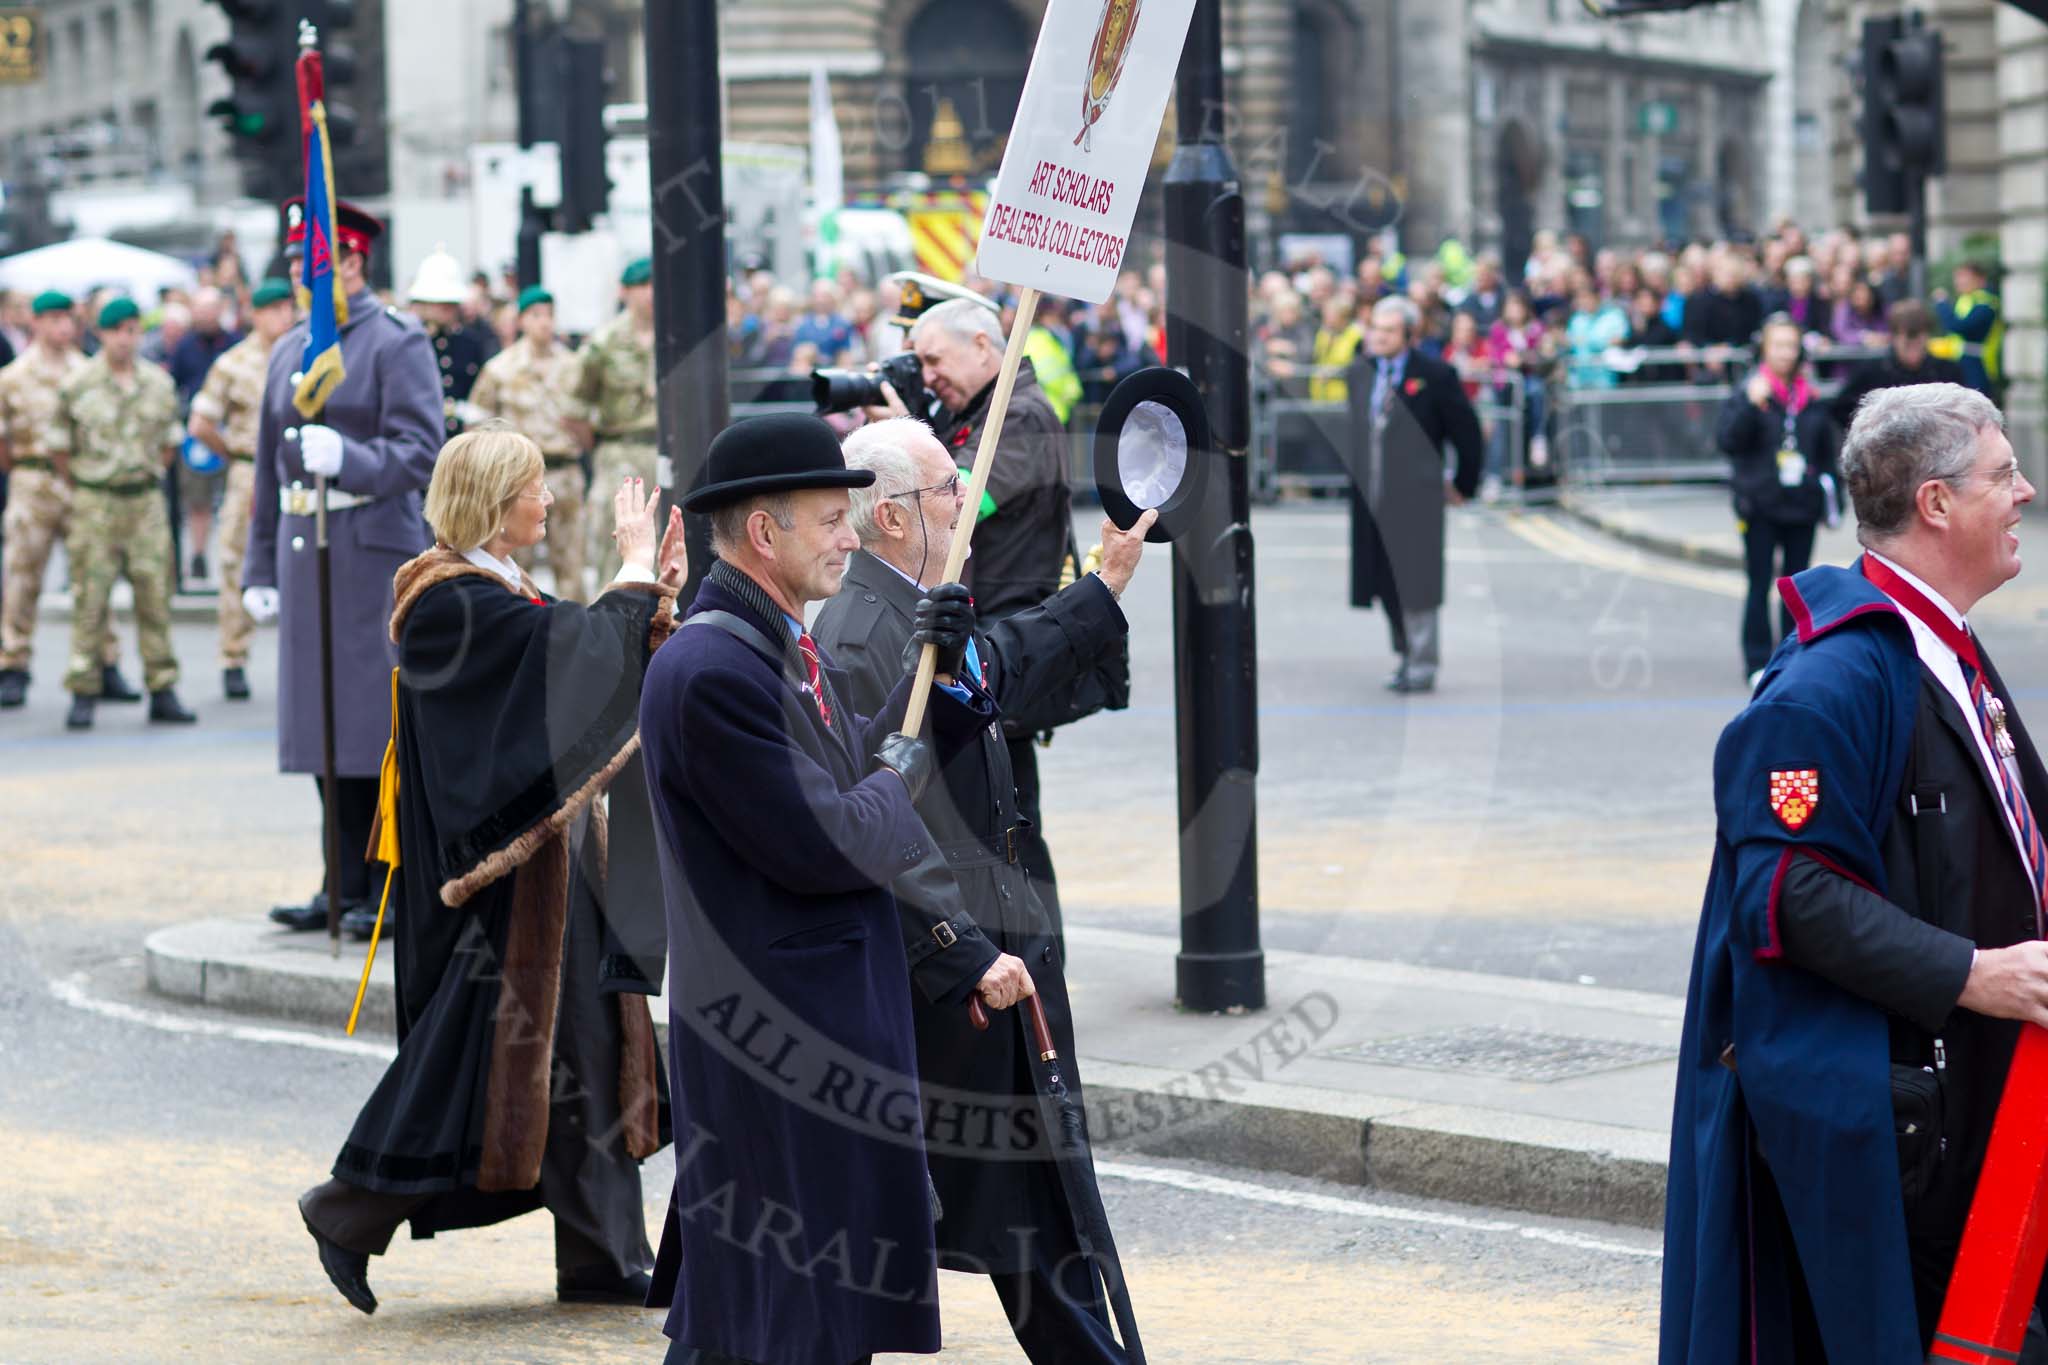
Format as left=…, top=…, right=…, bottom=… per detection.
left=0, top=237, right=199, bottom=305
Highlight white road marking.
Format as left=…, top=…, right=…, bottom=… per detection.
left=1507, top=513, right=1744, bottom=600
left=50, top=971, right=1661, bottom=1260
left=48, top=971, right=398, bottom=1061
left=1094, top=1159, right=1662, bottom=1261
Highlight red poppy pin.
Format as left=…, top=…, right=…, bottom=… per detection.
left=1404, top=377, right=1425, bottom=395
left=1768, top=769, right=1820, bottom=832
left=950, top=425, right=972, bottom=449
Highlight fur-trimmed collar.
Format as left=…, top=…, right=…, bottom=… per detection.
left=389, top=545, right=542, bottom=643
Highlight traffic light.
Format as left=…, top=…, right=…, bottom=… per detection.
left=554, top=33, right=613, bottom=232
left=205, top=0, right=298, bottom=201
left=1862, top=13, right=1945, bottom=215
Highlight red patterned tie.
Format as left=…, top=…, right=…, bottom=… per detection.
left=796, top=631, right=833, bottom=729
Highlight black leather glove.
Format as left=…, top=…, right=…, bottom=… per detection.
left=910, top=582, right=975, bottom=679
left=875, top=732, right=934, bottom=801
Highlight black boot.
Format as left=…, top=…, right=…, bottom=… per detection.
left=65, top=694, right=94, bottom=730
left=340, top=902, right=389, bottom=941
left=270, top=891, right=331, bottom=932
left=556, top=1265, right=655, bottom=1306
left=0, top=669, right=26, bottom=708
left=148, top=688, right=197, bottom=723
left=298, top=1193, right=377, bottom=1315
left=223, top=666, right=251, bottom=700
left=99, top=664, right=142, bottom=702
left=270, top=891, right=365, bottom=932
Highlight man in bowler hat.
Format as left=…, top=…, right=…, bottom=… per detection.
left=640, top=413, right=1017, bottom=1364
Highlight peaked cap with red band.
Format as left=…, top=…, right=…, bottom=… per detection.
left=281, top=196, right=383, bottom=255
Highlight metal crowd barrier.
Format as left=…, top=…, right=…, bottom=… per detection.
left=1547, top=343, right=1886, bottom=487
left=1249, top=371, right=1529, bottom=504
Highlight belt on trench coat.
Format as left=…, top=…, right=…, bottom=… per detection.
left=938, top=827, right=1025, bottom=870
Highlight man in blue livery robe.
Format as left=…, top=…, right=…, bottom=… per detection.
left=1663, top=381, right=2048, bottom=1362
left=639, top=413, right=1004, bottom=1365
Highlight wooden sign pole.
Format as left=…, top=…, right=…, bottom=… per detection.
left=897, top=285, right=1040, bottom=739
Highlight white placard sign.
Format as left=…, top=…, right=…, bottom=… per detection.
left=974, top=0, right=1196, bottom=304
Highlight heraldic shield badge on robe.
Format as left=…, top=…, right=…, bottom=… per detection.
left=1076, top=0, right=1140, bottom=150
left=1770, top=769, right=1821, bottom=832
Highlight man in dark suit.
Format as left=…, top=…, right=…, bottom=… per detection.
left=1663, top=381, right=2048, bottom=1362
left=639, top=413, right=1006, bottom=1365
left=1830, top=299, right=1967, bottom=431
left=1346, top=295, right=1484, bottom=693
left=812, top=416, right=1151, bottom=1363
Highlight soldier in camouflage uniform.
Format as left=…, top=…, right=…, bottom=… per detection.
left=0, top=291, right=136, bottom=709
left=50, top=297, right=194, bottom=729
left=574, top=258, right=657, bottom=581
left=188, top=278, right=295, bottom=700
left=471, top=286, right=592, bottom=599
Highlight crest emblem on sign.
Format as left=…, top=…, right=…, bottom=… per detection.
left=1769, top=769, right=1821, bottom=832
left=1075, top=0, right=1141, bottom=151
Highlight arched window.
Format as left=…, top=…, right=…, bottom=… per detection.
left=904, top=0, right=1029, bottom=177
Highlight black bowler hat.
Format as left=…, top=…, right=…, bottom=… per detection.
left=683, top=413, right=876, bottom=513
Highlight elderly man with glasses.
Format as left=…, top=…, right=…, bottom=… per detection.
left=810, top=415, right=1153, bottom=1364
left=1665, top=383, right=2048, bottom=1362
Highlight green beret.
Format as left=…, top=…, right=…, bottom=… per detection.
left=250, top=278, right=293, bottom=309
left=516, top=285, right=553, bottom=314
left=97, top=297, right=140, bottom=329
left=620, top=257, right=652, bottom=287
left=32, top=290, right=72, bottom=316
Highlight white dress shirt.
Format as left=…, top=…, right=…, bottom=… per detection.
left=461, top=545, right=656, bottom=593
left=1867, top=549, right=2029, bottom=865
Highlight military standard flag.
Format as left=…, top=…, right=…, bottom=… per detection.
left=293, top=36, right=347, bottom=418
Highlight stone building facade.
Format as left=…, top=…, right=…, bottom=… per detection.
left=1814, top=0, right=2048, bottom=474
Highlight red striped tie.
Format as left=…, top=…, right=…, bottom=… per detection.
left=1962, top=655, right=2047, bottom=935
left=796, top=631, right=832, bottom=729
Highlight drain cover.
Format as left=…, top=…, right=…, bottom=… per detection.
left=1322, top=1025, right=1673, bottom=1083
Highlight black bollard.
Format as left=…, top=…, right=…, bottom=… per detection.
left=1164, top=0, right=1263, bottom=1013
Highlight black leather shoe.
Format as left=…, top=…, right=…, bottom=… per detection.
left=270, top=891, right=349, bottom=932
left=100, top=664, right=142, bottom=702
left=299, top=1194, right=377, bottom=1315
left=556, top=1266, right=654, bottom=1306
left=65, top=695, right=94, bottom=729
left=340, top=902, right=389, bottom=941
left=1394, top=675, right=1437, bottom=695
left=223, top=667, right=251, bottom=700
left=0, top=669, right=25, bottom=707
left=148, top=688, right=198, bottom=723
left=1382, top=669, right=1408, bottom=693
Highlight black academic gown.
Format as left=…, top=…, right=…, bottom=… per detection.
left=330, top=552, right=673, bottom=1260
left=810, top=551, right=1128, bottom=1274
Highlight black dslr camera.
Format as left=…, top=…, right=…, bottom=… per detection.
left=811, top=351, right=930, bottom=417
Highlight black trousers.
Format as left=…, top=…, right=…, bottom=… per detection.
left=1754, top=1138, right=2048, bottom=1362
left=1741, top=518, right=1817, bottom=675
left=312, top=774, right=379, bottom=905
left=989, top=1225, right=1128, bottom=1364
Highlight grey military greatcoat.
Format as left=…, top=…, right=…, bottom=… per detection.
left=245, top=289, right=443, bottom=775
